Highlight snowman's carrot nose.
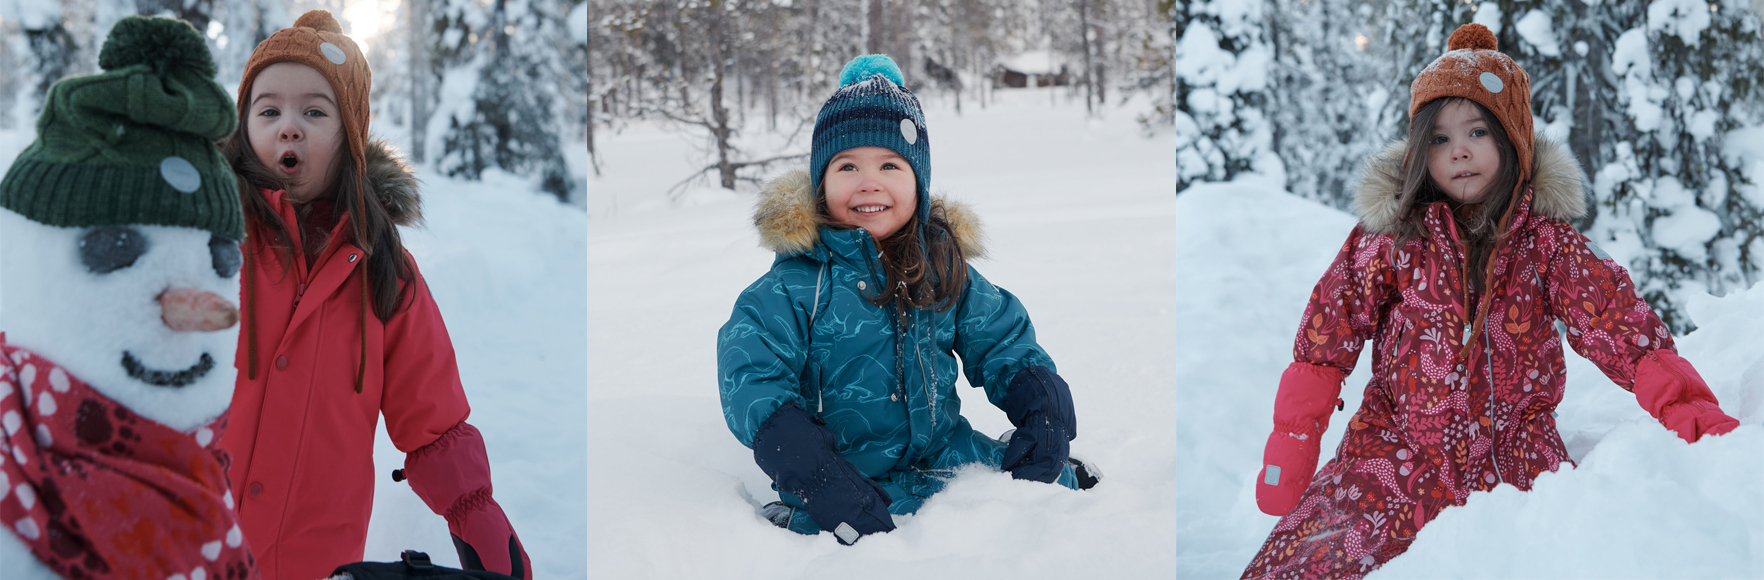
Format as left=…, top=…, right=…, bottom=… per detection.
left=160, top=288, right=239, bottom=332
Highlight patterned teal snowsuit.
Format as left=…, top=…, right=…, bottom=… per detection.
left=718, top=172, right=1077, bottom=534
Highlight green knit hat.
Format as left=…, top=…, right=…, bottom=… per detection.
left=0, top=16, right=242, bottom=241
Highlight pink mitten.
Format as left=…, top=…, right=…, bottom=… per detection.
left=1256, top=362, right=1344, bottom=516
left=1633, top=350, right=1740, bottom=443
left=404, top=422, right=533, bottom=578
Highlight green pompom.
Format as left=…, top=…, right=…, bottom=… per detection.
left=839, top=54, right=904, bottom=88
left=98, top=16, right=217, bottom=79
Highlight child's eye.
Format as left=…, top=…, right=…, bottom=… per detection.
left=304, top=108, right=328, bottom=118
left=258, top=108, right=279, bottom=117
left=838, top=163, right=857, bottom=171
left=882, top=162, right=899, bottom=170
left=1471, top=128, right=1488, bottom=137
left=1430, top=135, right=1448, bottom=145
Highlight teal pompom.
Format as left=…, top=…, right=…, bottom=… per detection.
left=839, top=54, right=904, bottom=88
left=98, top=16, right=217, bottom=78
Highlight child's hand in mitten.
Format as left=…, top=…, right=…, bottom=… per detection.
left=753, top=403, right=896, bottom=545
left=1257, top=363, right=1344, bottom=516
left=999, top=366, right=1076, bottom=483
left=1633, top=350, right=1740, bottom=443
left=402, top=422, right=532, bottom=579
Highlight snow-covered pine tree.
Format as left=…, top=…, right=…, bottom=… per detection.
left=1172, top=0, right=1274, bottom=192
left=1265, top=0, right=1397, bottom=209
left=437, top=0, right=575, bottom=201
left=1589, top=0, right=1764, bottom=332
left=1131, top=0, right=1176, bottom=131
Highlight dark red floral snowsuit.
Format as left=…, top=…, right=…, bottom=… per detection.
left=1242, top=188, right=1674, bottom=579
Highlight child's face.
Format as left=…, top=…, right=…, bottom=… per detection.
left=823, top=146, right=917, bottom=241
left=247, top=62, right=344, bottom=204
left=1425, top=100, right=1502, bottom=204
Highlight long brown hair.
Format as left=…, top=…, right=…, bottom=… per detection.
left=223, top=124, right=415, bottom=322
left=818, top=194, right=969, bottom=312
left=1394, top=97, right=1522, bottom=296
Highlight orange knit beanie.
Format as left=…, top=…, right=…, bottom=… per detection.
left=1410, top=23, right=1534, bottom=184
left=236, top=10, right=371, bottom=185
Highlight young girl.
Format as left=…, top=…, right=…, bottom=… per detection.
left=219, top=11, right=529, bottom=579
left=717, top=54, right=1098, bottom=545
left=1243, top=24, right=1739, bottom=579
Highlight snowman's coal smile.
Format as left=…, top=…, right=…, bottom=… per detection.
left=121, top=351, right=215, bottom=387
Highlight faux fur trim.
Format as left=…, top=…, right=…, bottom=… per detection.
left=363, top=137, right=422, bottom=226
left=755, top=168, right=985, bottom=259
left=1352, top=134, right=1587, bottom=235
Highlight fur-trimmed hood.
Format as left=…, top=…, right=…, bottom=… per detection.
left=754, top=168, right=984, bottom=258
left=362, top=137, right=423, bottom=226
left=1352, top=133, right=1588, bottom=235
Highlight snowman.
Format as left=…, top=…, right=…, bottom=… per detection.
left=0, top=16, right=259, bottom=580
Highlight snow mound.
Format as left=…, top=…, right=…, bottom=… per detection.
left=1177, top=180, right=1764, bottom=579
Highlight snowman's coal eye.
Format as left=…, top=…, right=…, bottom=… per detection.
left=210, top=235, right=242, bottom=278
left=78, top=227, right=147, bottom=274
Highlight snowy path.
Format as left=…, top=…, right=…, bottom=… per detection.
left=585, top=92, right=1176, bottom=578
left=1175, top=182, right=1764, bottom=579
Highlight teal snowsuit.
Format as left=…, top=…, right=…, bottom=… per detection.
left=717, top=170, right=1078, bottom=533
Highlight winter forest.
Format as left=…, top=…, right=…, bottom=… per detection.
left=0, top=0, right=590, bottom=200
left=1174, top=0, right=1764, bottom=333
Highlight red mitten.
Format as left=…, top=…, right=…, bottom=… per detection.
left=404, top=422, right=533, bottom=579
left=1256, top=362, right=1344, bottom=516
left=1633, top=350, right=1740, bottom=443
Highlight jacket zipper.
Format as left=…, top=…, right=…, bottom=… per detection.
left=1449, top=211, right=1503, bottom=488
left=293, top=282, right=309, bottom=308
left=1483, top=323, right=1504, bottom=486
left=915, top=307, right=936, bottom=431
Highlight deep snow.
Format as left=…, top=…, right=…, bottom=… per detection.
left=585, top=89, right=1176, bottom=578
left=0, top=129, right=589, bottom=578
left=1175, top=181, right=1764, bottom=579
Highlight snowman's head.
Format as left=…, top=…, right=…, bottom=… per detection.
left=0, top=16, right=244, bottom=433
left=0, top=209, right=241, bottom=432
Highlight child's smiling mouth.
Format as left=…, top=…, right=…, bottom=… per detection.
left=853, top=204, right=889, bottom=214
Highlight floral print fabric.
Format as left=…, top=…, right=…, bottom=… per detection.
left=1244, top=188, right=1674, bottom=579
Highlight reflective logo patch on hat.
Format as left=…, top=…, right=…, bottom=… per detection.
left=1480, top=72, right=1504, bottom=94
left=320, top=42, right=347, bottom=65
left=160, top=157, right=201, bottom=193
left=901, top=118, right=917, bottom=145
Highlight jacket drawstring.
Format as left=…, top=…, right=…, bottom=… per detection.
left=354, top=173, right=370, bottom=394
left=1456, top=184, right=1526, bottom=363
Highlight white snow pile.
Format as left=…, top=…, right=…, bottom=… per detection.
left=1176, top=181, right=1764, bottom=579
left=586, top=89, right=1175, bottom=578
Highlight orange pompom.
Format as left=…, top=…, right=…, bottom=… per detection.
left=1447, top=23, right=1498, bottom=52
left=293, top=10, right=343, bottom=34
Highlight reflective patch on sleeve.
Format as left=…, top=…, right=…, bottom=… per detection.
left=1264, top=465, right=1282, bottom=486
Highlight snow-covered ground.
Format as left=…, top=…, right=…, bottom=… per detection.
left=1176, top=181, right=1764, bottom=579
left=0, top=129, right=589, bottom=577
left=585, top=89, right=1176, bottom=578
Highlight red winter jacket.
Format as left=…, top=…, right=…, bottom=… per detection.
left=220, top=144, right=469, bottom=580
left=1294, top=137, right=1679, bottom=503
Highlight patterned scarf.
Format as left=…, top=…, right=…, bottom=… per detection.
left=0, top=334, right=258, bottom=580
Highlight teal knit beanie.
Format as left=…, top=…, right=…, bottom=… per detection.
left=0, top=15, right=242, bottom=241
left=810, top=54, right=931, bottom=225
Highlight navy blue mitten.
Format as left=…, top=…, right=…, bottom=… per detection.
left=752, top=403, right=895, bottom=545
left=1000, top=366, right=1076, bottom=483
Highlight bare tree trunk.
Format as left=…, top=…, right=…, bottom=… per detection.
left=408, top=0, right=430, bottom=163
left=1078, top=0, right=1095, bottom=114
left=867, top=0, right=885, bottom=54
left=710, top=4, right=736, bottom=190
